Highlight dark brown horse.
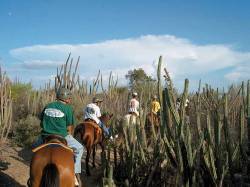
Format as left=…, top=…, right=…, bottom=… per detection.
left=145, top=112, right=160, bottom=139
left=74, top=113, right=113, bottom=176
left=28, top=136, right=75, bottom=187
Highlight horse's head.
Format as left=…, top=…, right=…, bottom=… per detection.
left=100, top=113, right=113, bottom=127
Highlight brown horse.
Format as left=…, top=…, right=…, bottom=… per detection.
left=145, top=112, right=160, bottom=139
left=28, top=136, right=75, bottom=187
left=74, top=113, right=113, bottom=176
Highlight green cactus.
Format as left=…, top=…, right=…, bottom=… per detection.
left=0, top=67, right=13, bottom=143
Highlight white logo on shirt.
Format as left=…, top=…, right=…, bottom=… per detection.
left=45, top=108, right=65, bottom=118
left=86, top=106, right=95, bottom=114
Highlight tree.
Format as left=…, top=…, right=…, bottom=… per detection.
left=125, top=68, right=155, bottom=90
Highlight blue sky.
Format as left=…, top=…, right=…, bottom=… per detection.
left=0, top=0, right=250, bottom=90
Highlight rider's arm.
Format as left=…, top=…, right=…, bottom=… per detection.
left=66, top=106, right=76, bottom=136
left=96, top=106, right=101, bottom=118
left=39, top=108, right=46, bottom=128
left=96, top=106, right=102, bottom=122
left=67, top=125, right=74, bottom=135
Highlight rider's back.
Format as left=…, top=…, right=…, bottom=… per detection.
left=84, top=103, right=101, bottom=124
left=41, top=101, right=74, bottom=138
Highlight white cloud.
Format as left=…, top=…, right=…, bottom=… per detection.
left=9, top=35, right=250, bottom=88
left=225, top=62, right=250, bottom=81
left=23, top=60, right=63, bottom=69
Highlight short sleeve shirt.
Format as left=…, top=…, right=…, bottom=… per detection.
left=41, top=101, right=75, bottom=137
left=151, top=101, right=161, bottom=114
left=128, top=98, right=140, bottom=115
left=84, top=103, right=101, bottom=124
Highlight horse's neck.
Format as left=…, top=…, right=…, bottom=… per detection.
left=100, top=120, right=106, bottom=125
left=100, top=116, right=108, bottom=126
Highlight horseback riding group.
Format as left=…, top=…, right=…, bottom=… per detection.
left=28, top=87, right=180, bottom=187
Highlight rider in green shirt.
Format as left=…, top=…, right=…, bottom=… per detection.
left=40, top=100, right=75, bottom=137
left=32, top=87, right=84, bottom=186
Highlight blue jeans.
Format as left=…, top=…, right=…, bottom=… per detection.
left=98, top=121, right=111, bottom=137
left=32, top=134, right=84, bottom=174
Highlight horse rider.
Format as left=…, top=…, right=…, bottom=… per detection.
left=32, top=87, right=84, bottom=186
left=176, top=97, right=190, bottom=117
left=151, top=95, right=161, bottom=117
left=83, top=97, right=112, bottom=139
left=128, top=92, right=140, bottom=116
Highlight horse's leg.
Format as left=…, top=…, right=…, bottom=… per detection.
left=86, top=148, right=91, bottom=176
left=119, top=146, right=124, bottom=164
left=114, top=146, right=117, bottom=168
left=146, top=115, right=153, bottom=146
left=92, top=145, right=96, bottom=168
left=108, top=146, right=111, bottom=161
left=100, top=143, right=106, bottom=166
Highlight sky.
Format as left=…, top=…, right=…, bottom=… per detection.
left=0, top=0, right=250, bottom=91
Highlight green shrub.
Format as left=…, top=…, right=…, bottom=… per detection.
left=11, top=83, right=33, bottom=121
left=14, top=114, right=41, bottom=147
left=11, top=83, right=32, bottom=101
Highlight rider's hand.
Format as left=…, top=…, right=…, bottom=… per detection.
left=67, top=125, right=74, bottom=135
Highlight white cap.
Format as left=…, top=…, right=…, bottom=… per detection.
left=132, top=92, right=138, bottom=96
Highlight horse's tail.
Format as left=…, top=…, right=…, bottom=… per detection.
left=40, top=163, right=59, bottom=187
left=74, top=124, right=85, bottom=141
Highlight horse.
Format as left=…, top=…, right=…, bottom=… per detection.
left=28, top=135, right=76, bottom=187
left=74, top=113, right=113, bottom=176
left=145, top=112, right=160, bottom=139
left=122, top=112, right=139, bottom=127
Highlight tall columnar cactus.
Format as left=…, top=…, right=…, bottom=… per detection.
left=106, top=57, right=247, bottom=186
left=197, top=86, right=242, bottom=187
left=103, top=165, right=116, bottom=187
left=223, top=94, right=238, bottom=183
left=247, top=80, right=250, bottom=173
left=157, top=56, right=162, bottom=105
left=161, top=76, right=205, bottom=186
left=55, top=53, right=79, bottom=91
left=0, top=67, right=13, bottom=143
left=195, top=80, right=202, bottom=136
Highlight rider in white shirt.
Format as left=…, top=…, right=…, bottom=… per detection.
left=128, top=92, right=140, bottom=116
left=84, top=97, right=111, bottom=138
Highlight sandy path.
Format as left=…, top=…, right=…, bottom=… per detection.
left=0, top=142, right=105, bottom=187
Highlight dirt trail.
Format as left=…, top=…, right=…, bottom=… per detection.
left=0, top=142, right=104, bottom=187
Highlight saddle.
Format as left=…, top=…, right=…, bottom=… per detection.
left=32, top=135, right=72, bottom=153
left=43, top=134, right=67, bottom=145
left=129, top=112, right=138, bottom=116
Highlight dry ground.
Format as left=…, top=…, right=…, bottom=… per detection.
left=0, top=141, right=105, bottom=187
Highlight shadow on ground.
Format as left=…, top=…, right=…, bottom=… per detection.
left=0, top=161, right=10, bottom=171
left=0, top=171, right=25, bottom=187
left=17, top=147, right=32, bottom=166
